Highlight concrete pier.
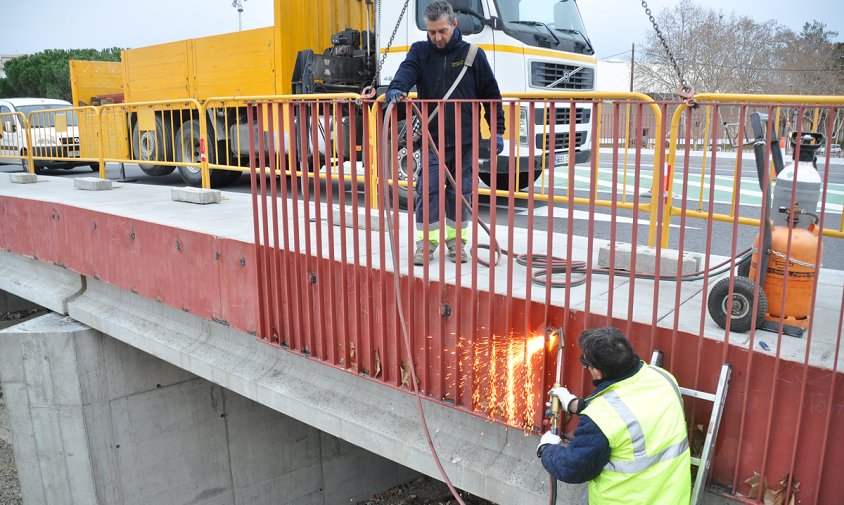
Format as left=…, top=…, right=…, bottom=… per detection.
left=0, top=313, right=418, bottom=505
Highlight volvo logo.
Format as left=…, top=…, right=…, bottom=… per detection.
left=548, top=66, right=583, bottom=88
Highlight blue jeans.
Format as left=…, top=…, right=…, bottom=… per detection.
left=414, top=145, right=473, bottom=244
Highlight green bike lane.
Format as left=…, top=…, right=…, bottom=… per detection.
left=534, top=162, right=844, bottom=215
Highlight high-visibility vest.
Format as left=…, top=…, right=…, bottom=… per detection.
left=581, top=363, right=691, bottom=505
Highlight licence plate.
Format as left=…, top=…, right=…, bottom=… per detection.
left=554, top=153, right=569, bottom=166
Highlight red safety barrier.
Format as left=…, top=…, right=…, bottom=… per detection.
left=249, top=95, right=843, bottom=504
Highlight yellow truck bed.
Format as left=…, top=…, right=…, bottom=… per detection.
left=69, top=60, right=123, bottom=107
left=122, top=27, right=277, bottom=102
left=68, top=60, right=126, bottom=160
left=71, top=0, right=371, bottom=105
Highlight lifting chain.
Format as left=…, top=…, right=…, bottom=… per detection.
left=362, top=0, right=412, bottom=99
left=767, top=249, right=817, bottom=269
left=751, top=246, right=819, bottom=269
left=640, top=0, right=695, bottom=101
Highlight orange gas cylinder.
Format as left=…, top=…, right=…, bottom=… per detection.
left=750, top=222, right=822, bottom=327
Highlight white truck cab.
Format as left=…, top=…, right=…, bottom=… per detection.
left=376, top=0, right=596, bottom=190
left=0, top=97, right=91, bottom=173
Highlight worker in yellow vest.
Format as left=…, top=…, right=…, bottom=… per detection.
left=537, top=327, right=691, bottom=504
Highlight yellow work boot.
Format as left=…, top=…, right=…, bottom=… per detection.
left=413, top=241, right=435, bottom=266
left=446, top=239, right=468, bottom=263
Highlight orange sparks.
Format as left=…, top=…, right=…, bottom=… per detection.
left=470, top=333, right=547, bottom=430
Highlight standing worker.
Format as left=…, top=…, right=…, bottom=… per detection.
left=385, top=0, right=505, bottom=265
left=537, top=327, right=691, bottom=504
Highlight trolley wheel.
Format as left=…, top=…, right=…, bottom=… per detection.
left=736, top=255, right=751, bottom=278
left=707, top=276, right=767, bottom=333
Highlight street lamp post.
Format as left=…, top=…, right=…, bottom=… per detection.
left=629, top=42, right=635, bottom=92
left=232, top=0, right=246, bottom=31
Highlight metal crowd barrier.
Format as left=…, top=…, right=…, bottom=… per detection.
left=96, top=99, right=209, bottom=185
left=23, top=105, right=100, bottom=175
left=0, top=111, right=32, bottom=170
left=663, top=95, right=844, bottom=247
left=248, top=91, right=842, bottom=504
left=203, top=93, right=363, bottom=191
left=8, top=94, right=841, bottom=250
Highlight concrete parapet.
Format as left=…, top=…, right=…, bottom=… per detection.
left=8, top=172, right=37, bottom=184
left=0, top=250, right=83, bottom=315
left=172, top=187, right=222, bottom=205
left=598, top=242, right=702, bottom=276
left=74, top=177, right=113, bottom=191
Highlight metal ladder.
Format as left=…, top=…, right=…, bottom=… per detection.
left=651, top=351, right=731, bottom=505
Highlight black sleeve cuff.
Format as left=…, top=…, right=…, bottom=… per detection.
left=537, top=444, right=548, bottom=458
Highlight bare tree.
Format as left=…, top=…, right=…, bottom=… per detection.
left=776, top=23, right=844, bottom=143
left=635, top=0, right=789, bottom=95
left=776, top=22, right=843, bottom=95
left=634, top=3, right=844, bottom=144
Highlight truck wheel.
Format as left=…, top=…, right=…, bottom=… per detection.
left=174, top=119, right=233, bottom=188
left=131, top=115, right=176, bottom=176
left=20, top=150, right=43, bottom=175
left=213, top=140, right=243, bottom=185
left=480, top=169, right=541, bottom=192
left=707, top=276, right=767, bottom=333
left=20, top=151, right=32, bottom=173
left=385, top=119, right=417, bottom=210
left=224, top=170, right=242, bottom=185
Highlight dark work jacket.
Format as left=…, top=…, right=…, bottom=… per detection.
left=387, top=28, right=505, bottom=148
left=540, top=361, right=644, bottom=483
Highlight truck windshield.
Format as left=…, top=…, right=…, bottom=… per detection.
left=493, top=0, right=593, bottom=54
left=17, top=104, right=78, bottom=128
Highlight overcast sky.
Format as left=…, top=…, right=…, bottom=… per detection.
left=0, top=0, right=841, bottom=61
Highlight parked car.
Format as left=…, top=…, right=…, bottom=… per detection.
left=0, top=97, right=94, bottom=173
left=818, top=143, right=842, bottom=157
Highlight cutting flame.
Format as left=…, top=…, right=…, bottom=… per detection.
left=547, top=329, right=559, bottom=353
left=471, top=333, right=548, bottom=431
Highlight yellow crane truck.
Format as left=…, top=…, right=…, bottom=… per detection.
left=70, top=0, right=597, bottom=188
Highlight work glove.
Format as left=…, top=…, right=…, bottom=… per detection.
left=537, top=430, right=562, bottom=458
left=494, top=134, right=504, bottom=155
left=385, top=89, right=406, bottom=105
left=549, top=386, right=578, bottom=414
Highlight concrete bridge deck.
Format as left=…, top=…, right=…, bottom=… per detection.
left=0, top=173, right=841, bottom=504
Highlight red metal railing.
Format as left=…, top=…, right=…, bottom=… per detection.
left=249, top=95, right=843, bottom=504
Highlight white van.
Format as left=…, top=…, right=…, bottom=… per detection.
left=0, top=97, right=93, bottom=173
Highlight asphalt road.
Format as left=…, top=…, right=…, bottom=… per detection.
left=1, top=153, right=841, bottom=269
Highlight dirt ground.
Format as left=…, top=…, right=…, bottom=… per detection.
left=357, top=476, right=497, bottom=505
left=0, top=385, right=22, bottom=505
